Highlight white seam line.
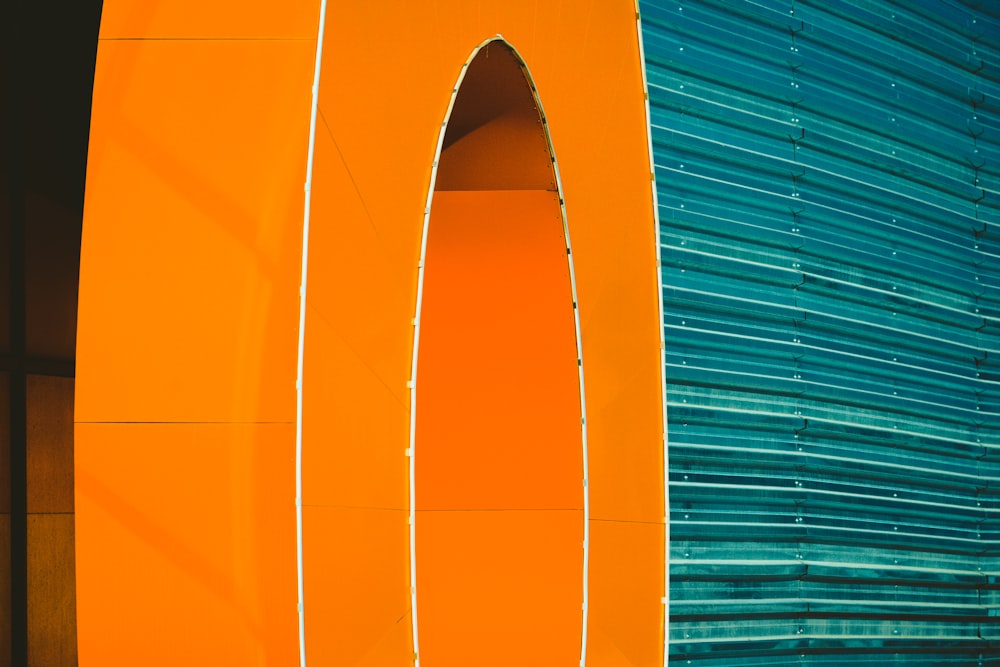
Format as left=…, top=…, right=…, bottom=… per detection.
left=507, top=41, right=592, bottom=667
left=407, top=38, right=479, bottom=667
left=295, top=0, right=330, bottom=665
left=633, top=3, right=671, bottom=664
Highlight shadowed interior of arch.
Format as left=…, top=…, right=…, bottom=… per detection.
left=414, top=41, right=585, bottom=665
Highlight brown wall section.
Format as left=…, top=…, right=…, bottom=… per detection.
left=27, top=515, right=76, bottom=666
left=0, top=374, right=8, bottom=665
left=27, top=377, right=74, bottom=515
left=27, top=377, right=76, bottom=666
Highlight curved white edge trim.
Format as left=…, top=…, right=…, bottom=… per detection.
left=518, top=49, right=593, bottom=667
left=633, top=3, right=671, bottom=665
left=295, top=1, right=330, bottom=666
left=406, top=36, right=592, bottom=667
left=406, top=40, right=476, bottom=667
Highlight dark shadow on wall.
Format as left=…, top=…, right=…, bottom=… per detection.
left=2, top=0, right=103, bottom=664
left=435, top=41, right=556, bottom=192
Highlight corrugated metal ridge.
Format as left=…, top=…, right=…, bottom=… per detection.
left=642, top=0, right=1000, bottom=662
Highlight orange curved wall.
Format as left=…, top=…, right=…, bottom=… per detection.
left=76, top=1, right=664, bottom=665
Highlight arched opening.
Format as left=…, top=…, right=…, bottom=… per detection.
left=412, top=40, right=586, bottom=665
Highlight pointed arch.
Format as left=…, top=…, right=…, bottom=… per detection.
left=407, top=37, right=591, bottom=666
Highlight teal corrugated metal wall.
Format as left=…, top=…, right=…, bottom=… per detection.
left=640, top=0, right=1000, bottom=662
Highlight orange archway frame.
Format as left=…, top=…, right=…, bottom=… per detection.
left=76, top=2, right=666, bottom=665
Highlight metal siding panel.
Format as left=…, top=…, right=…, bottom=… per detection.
left=642, top=0, right=1000, bottom=662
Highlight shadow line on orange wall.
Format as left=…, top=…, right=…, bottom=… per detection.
left=75, top=467, right=264, bottom=645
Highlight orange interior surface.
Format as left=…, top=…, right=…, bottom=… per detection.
left=417, top=511, right=583, bottom=666
left=414, top=48, right=584, bottom=662
left=77, top=1, right=665, bottom=665
left=415, top=190, right=582, bottom=663
left=415, top=192, right=581, bottom=512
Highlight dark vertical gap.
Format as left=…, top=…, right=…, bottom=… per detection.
left=5, top=0, right=102, bottom=662
left=6, top=5, right=28, bottom=665
left=9, top=273, right=25, bottom=667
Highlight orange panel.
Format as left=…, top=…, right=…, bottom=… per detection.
left=307, top=3, right=669, bottom=648
left=74, top=423, right=297, bottom=665
left=98, top=0, right=318, bottom=40
left=586, top=349, right=666, bottom=523
left=300, top=312, right=409, bottom=509
left=416, top=190, right=581, bottom=511
left=78, top=1, right=663, bottom=665
left=588, top=520, right=665, bottom=667
left=416, top=510, right=583, bottom=666
left=415, top=187, right=582, bottom=663
left=299, top=123, right=416, bottom=451
left=302, top=507, right=411, bottom=665
left=535, top=5, right=666, bottom=527
left=77, top=39, right=313, bottom=424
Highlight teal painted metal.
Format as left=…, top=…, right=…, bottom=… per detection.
left=640, top=0, right=1000, bottom=663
